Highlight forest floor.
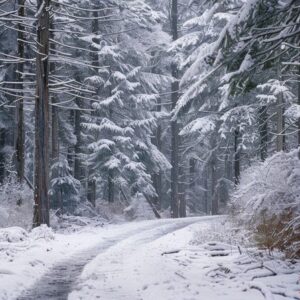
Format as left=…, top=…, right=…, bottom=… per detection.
left=0, top=216, right=300, bottom=300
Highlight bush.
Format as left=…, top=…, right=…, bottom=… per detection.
left=254, top=209, right=300, bottom=257
left=231, top=150, right=300, bottom=258
left=0, top=172, right=33, bottom=230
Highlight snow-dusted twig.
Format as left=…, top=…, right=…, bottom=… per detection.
left=161, top=249, right=181, bottom=256
left=249, top=283, right=274, bottom=300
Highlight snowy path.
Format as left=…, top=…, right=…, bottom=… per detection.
left=15, top=217, right=204, bottom=300
left=1, top=216, right=300, bottom=300
left=69, top=217, right=300, bottom=300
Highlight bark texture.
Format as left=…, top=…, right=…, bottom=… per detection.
left=234, top=129, right=240, bottom=186
left=33, top=0, right=51, bottom=227
left=170, top=0, right=179, bottom=218
left=259, top=106, right=268, bottom=162
left=16, top=0, right=25, bottom=182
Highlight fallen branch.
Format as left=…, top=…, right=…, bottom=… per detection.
left=271, top=289, right=300, bottom=300
left=249, top=283, right=274, bottom=300
left=162, top=249, right=181, bottom=256
left=251, top=271, right=277, bottom=280
left=175, top=271, right=186, bottom=279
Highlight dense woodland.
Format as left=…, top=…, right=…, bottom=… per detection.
left=0, top=0, right=300, bottom=257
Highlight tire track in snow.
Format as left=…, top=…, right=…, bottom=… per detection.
left=17, top=218, right=202, bottom=300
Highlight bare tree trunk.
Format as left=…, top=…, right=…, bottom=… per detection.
left=86, top=8, right=100, bottom=205
left=189, top=157, right=195, bottom=204
left=259, top=106, right=268, bottom=161
left=277, top=96, right=285, bottom=152
left=155, top=121, right=163, bottom=210
left=50, top=10, right=59, bottom=163
left=74, top=103, right=82, bottom=180
left=87, top=179, right=96, bottom=207
left=170, top=0, right=179, bottom=218
left=108, top=169, right=114, bottom=203
left=16, top=0, right=25, bottom=182
left=277, top=61, right=285, bottom=152
left=211, top=156, right=218, bottom=215
left=51, top=103, right=59, bottom=161
left=49, top=16, right=61, bottom=212
left=234, top=129, right=240, bottom=185
left=107, top=103, right=114, bottom=203
left=298, top=66, right=300, bottom=159
left=203, top=167, right=208, bottom=214
left=0, top=128, right=6, bottom=183
left=179, top=165, right=186, bottom=217
left=33, top=0, right=51, bottom=227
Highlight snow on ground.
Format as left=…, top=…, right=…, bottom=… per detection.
left=0, top=219, right=176, bottom=300
left=70, top=217, right=300, bottom=300
left=1, top=216, right=300, bottom=300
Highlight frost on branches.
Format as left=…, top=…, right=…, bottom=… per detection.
left=232, top=150, right=300, bottom=258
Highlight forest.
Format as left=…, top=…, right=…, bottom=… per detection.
left=0, top=0, right=300, bottom=299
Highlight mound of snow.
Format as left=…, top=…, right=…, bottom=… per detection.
left=0, top=227, right=28, bottom=243
left=0, top=174, right=33, bottom=230
left=30, top=225, right=55, bottom=241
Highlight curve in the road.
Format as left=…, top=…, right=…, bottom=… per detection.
left=17, top=219, right=200, bottom=300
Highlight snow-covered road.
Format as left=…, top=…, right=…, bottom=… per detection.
left=1, top=216, right=300, bottom=300
left=17, top=217, right=203, bottom=300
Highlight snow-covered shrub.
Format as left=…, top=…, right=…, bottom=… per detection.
left=0, top=227, right=28, bottom=243
left=30, top=224, right=55, bottom=241
left=231, top=150, right=300, bottom=257
left=0, top=167, right=33, bottom=230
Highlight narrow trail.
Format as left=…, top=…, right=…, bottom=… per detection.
left=17, top=219, right=199, bottom=300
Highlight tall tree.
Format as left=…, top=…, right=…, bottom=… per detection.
left=298, top=66, right=300, bottom=159
left=33, top=0, right=51, bottom=227
left=170, top=0, right=179, bottom=218
left=15, top=0, right=25, bottom=182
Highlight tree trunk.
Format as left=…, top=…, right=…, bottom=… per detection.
left=108, top=169, right=114, bottom=203
left=85, top=8, right=100, bottom=204
left=155, top=122, right=163, bottom=210
left=87, top=179, right=96, bottom=207
left=234, top=129, right=240, bottom=185
left=0, top=128, right=6, bottom=183
left=107, top=102, right=115, bottom=203
left=16, top=0, right=25, bottom=182
left=50, top=9, right=59, bottom=163
left=33, top=0, right=51, bottom=227
left=189, top=157, right=195, bottom=203
left=51, top=103, right=59, bottom=161
left=74, top=103, right=82, bottom=181
left=298, top=66, right=300, bottom=159
left=211, top=157, right=218, bottom=215
left=259, top=106, right=268, bottom=162
left=276, top=96, right=285, bottom=152
left=203, top=167, right=208, bottom=214
left=277, top=61, right=285, bottom=152
left=170, top=0, right=179, bottom=218
left=178, top=160, right=186, bottom=217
